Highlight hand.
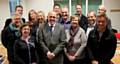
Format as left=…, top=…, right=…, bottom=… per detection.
left=92, top=60, right=99, bottom=64
left=31, top=62, right=37, bottom=64
left=47, top=51, right=53, bottom=60
left=68, top=55, right=76, bottom=61
left=47, top=51, right=55, bottom=60
left=51, top=53, right=55, bottom=58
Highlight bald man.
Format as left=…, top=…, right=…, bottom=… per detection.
left=98, top=5, right=112, bottom=29
left=38, top=11, right=66, bottom=64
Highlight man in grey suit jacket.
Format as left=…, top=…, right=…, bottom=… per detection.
left=38, top=11, right=66, bottom=64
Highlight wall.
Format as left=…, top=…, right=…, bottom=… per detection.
left=0, top=0, right=10, bottom=31
left=103, top=0, right=120, bottom=32
left=21, top=0, right=54, bottom=21
left=0, top=0, right=10, bottom=42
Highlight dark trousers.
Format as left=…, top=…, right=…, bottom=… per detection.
left=64, top=54, right=88, bottom=64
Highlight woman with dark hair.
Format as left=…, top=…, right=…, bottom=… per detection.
left=14, top=24, right=38, bottom=64
left=31, top=10, right=46, bottom=39
left=27, top=9, right=38, bottom=29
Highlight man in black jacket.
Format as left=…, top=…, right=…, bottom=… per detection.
left=87, top=14, right=117, bottom=64
left=75, top=3, right=88, bottom=32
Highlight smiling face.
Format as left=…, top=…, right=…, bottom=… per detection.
left=87, top=11, right=96, bottom=25
left=37, top=11, right=45, bottom=23
left=21, top=25, right=30, bottom=37
left=76, top=4, right=82, bottom=15
left=61, top=7, right=69, bottom=20
left=71, top=16, right=79, bottom=29
left=98, top=5, right=106, bottom=15
left=47, top=11, right=57, bottom=25
left=15, top=7, right=23, bottom=16
left=97, top=15, right=107, bottom=32
left=12, top=13, right=21, bottom=27
left=53, top=5, right=61, bottom=14
left=29, top=10, right=37, bottom=21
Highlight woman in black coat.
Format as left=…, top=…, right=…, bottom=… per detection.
left=14, top=24, right=38, bottom=64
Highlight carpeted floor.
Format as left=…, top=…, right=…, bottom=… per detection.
left=0, top=43, right=120, bottom=64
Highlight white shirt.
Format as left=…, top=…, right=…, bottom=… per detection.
left=86, top=22, right=96, bottom=38
left=48, top=22, right=56, bottom=31
left=86, top=27, right=94, bottom=38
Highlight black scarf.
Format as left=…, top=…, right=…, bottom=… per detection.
left=68, top=27, right=79, bottom=47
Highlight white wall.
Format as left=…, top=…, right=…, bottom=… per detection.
left=0, top=0, right=10, bottom=31
left=0, top=0, right=10, bottom=42
left=103, top=0, right=120, bottom=32
left=21, top=0, right=54, bottom=21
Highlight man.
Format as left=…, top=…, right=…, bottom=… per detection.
left=53, top=4, right=61, bottom=21
left=98, top=5, right=112, bottom=29
left=87, top=14, right=117, bottom=64
left=59, top=7, right=71, bottom=30
left=1, top=13, right=22, bottom=64
left=38, top=11, right=66, bottom=64
left=4, top=5, right=25, bottom=28
left=75, top=4, right=88, bottom=32
left=86, top=11, right=96, bottom=38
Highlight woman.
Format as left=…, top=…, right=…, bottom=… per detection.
left=31, top=10, right=46, bottom=36
left=14, top=24, right=38, bottom=64
left=37, top=11, right=46, bottom=24
left=1, top=13, right=22, bottom=64
left=27, top=9, right=38, bottom=29
left=31, top=10, right=46, bottom=63
left=64, top=15, right=87, bottom=64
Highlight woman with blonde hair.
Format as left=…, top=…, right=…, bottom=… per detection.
left=64, top=15, right=87, bottom=64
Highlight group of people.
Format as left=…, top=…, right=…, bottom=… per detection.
left=1, top=3, right=117, bottom=64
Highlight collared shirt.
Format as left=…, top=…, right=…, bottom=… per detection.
left=48, top=22, right=56, bottom=31
left=59, top=18, right=71, bottom=30
left=86, top=22, right=96, bottom=38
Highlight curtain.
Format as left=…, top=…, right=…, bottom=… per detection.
left=9, top=0, right=20, bottom=16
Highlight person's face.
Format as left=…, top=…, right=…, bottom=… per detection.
left=21, top=26, right=30, bottom=37
left=97, top=16, right=107, bottom=30
left=48, top=12, right=57, bottom=25
left=61, top=8, right=69, bottom=20
left=37, top=13, right=45, bottom=23
left=15, top=7, right=23, bottom=16
left=12, top=15, right=21, bottom=27
left=87, top=12, right=96, bottom=25
left=71, top=17, right=79, bottom=29
left=98, top=6, right=106, bottom=15
left=30, top=11, right=37, bottom=20
left=53, top=6, right=61, bottom=14
left=76, top=5, right=82, bottom=15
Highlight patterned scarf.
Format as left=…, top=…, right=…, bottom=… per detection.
left=68, top=27, right=79, bottom=47
left=9, top=23, right=20, bottom=37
